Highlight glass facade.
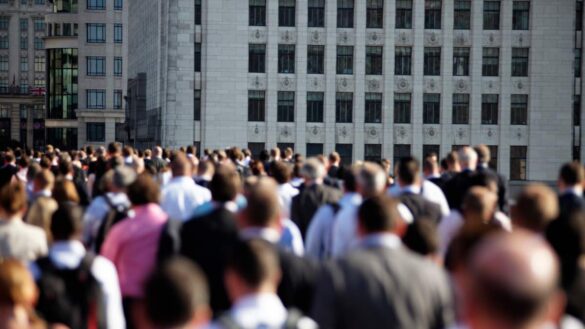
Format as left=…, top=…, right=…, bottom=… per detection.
left=47, top=48, right=78, bottom=119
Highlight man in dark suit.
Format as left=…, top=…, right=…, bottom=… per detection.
left=474, top=144, right=508, bottom=213
left=444, top=147, right=479, bottom=210
left=395, top=156, right=442, bottom=223
left=291, top=158, right=341, bottom=238
left=311, top=195, right=454, bottom=329
left=239, top=177, right=319, bottom=313
left=0, top=151, right=18, bottom=188
left=179, top=165, right=241, bottom=315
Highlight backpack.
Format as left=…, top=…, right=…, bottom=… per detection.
left=217, top=308, right=306, bottom=329
left=35, top=253, right=106, bottom=329
left=94, top=195, right=129, bottom=253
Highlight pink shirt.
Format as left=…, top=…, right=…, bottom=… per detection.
left=101, top=203, right=168, bottom=298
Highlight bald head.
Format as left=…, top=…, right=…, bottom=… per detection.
left=462, top=187, right=498, bottom=227
left=171, top=153, right=192, bottom=177
left=459, top=147, right=478, bottom=171
left=466, top=231, right=563, bottom=328
left=242, top=177, right=281, bottom=228
left=512, top=184, right=559, bottom=233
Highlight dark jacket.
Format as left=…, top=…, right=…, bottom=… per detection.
left=291, top=183, right=341, bottom=238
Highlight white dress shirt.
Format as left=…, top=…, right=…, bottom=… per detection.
left=331, top=194, right=363, bottom=258
left=161, top=176, right=212, bottom=221
left=83, top=192, right=130, bottom=249
left=30, top=241, right=126, bottom=329
left=305, top=192, right=361, bottom=260
left=387, top=180, right=450, bottom=216
left=211, top=293, right=317, bottom=329
left=278, top=183, right=299, bottom=218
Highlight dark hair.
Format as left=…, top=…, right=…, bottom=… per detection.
left=397, top=156, right=420, bottom=185
left=107, top=142, right=121, bottom=155
left=209, top=166, right=240, bottom=202
left=403, top=219, right=439, bottom=256
left=269, top=161, right=291, bottom=184
left=17, top=156, right=30, bottom=169
left=51, top=203, right=84, bottom=241
left=0, top=182, right=27, bottom=215
left=3, top=151, right=14, bottom=164
left=227, top=239, right=280, bottom=289
left=127, top=174, right=160, bottom=205
left=474, top=145, right=491, bottom=163
left=341, top=166, right=357, bottom=192
left=145, top=258, right=209, bottom=328
left=559, top=162, right=585, bottom=186
left=58, top=158, right=73, bottom=176
left=358, top=195, right=400, bottom=233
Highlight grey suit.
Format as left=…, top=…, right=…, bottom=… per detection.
left=311, top=244, right=454, bottom=329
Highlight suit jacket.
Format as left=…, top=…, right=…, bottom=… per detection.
left=179, top=207, right=240, bottom=315
left=400, top=193, right=442, bottom=223
left=291, top=183, right=341, bottom=238
left=0, top=164, right=18, bottom=188
left=477, top=165, right=508, bottom=213
left=311, top=245, right=454, bottom=329
left=567, top=267, right=585, bottom=324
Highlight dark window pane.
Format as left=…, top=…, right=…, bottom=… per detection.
left=365, top=93, right=382, bottom=123
left=393, top=144, right=411, bottom=169
left=394, top=93, right=411, bottom=124
left=249, top=44, right=266, bottom=73
left=366, top=46, right=383, bottom=75
left=337, top=46, right=353, bottom=74
left=423, top=93, right=440, bottom=124
left=337, top=0, right=354, bottom=28
left=307, top=92, right=324, bottom=122
left=307, top=143, right=324, bottom=157
left=511, top=94, right=528, bottom=125
left=365, top=144, right=382, bottom=162
left=367, top=0, right=384, bottom=28
left=482, top=47, right=499, bottom=76
left=194, top=90, right=201, bottom=121
left=277, top=91, right=295, bottom=122
left=512, top=47, right=529, bottom=77
left=308, top=0, right=325, bottom=27
left=424, top=47, right=441, bottom=76
left=336, top=92, right=353, bottom=123
left=510, top=146, right=527, bottom=180
left=278, top=44, right=295, bottom=73
left=483, top=1, right=500, bottom=30
left=481, top=94, right=499, bottom=125
left=453, top=47, right=470, bottom=76
left=513, top=1, right=530, bottom=30
left=395, top=47, right=412, bottom=75
left=425, top=0, right=442, bottom=29
left=250, top=0, right=267, bottom=26
left=307, top=45, right=324, bottom=74
left=454, top=0, right=471, bottom=30
left=248, top=90, right=265, bottom=122
left=396, top=0, right=413, bottom=29
left=336, top=143, right=353, bottom=165
left=452, top=94, right=469, bottom=124
left=279, top=0, right=296, bottom=27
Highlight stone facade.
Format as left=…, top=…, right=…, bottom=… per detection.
left=129, top=0, right=582, bottom=181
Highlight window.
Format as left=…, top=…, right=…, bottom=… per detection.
left=367, top=0, right=383, bottom=28
left=483, top=1, right=500, bottom=30
left=87, top=0, right=105, bottom=10
left=35, top=37, right=45, bottom=50
left=248, top=90, right=265, bottom=122
left=396, top=0, right=413, bottom=29
left=336, top=92, right=353, bottom=123
left=114, top=24, right=123, bottom=43
left=86, top=123, right=105, bottom=142
left=395, top=47, right=412, bottom=75
left=423, top=145, right=440, bottom=159
left=20, top=18, right=28, bottom=31
left=114, top=90, right=122, bottom=109
left=394, top=93, right=411, bottom=123
left=454, top=0, right=471, bottom=30
left=512, top=48, right=529, bottom=77
left=114, top=0, right=123, bottom=10
left=486, top=145, right=498, bottom=170
left=278, top=91, right=295, bottom=122
left=195, top=0, right=201, bottom=25
left=510, top=146, right=527, bottom=180
left=481, top=94, right=499, bottom=125
left=336, top=46, right=353, bottom=74
left=393, top=144, right=411, bottom=168
left=20, top=57, right=28, bottom=72
left=86, top=56, right=105, bottom=76
left=336, top=144, right=353, bottom=165
left=425, top=0, right=442, bottom=29
left=365, top=93, right=382, bottom=123
left=365, top=144, right=382, bottom=162
left=307, top=92, right=324, bottom=122
left=277, top=143, right=295, bottom=155
left=248, top=143, right=266, bottom=159
left=366, top=46, right=383, bottom=75
left=453, top=47, right=470, bottom=76
left=424, top=47, right=441, bottom=76
left=250, top=0, right=266, bottom=26
left=307, top=45, right=324, bottom=74
left=0, top=36, right=8, bottom=49
left=35, top=0, right=46, bottom=4
left=306, top=143, right=324, bottom=157
left=20, top=80, right=28, bottom=94
left=86, top=89, right=106, bottom=109
left=511, top=94, right=528, bottom=125
left=0, top=56, right=7, bottom=72
left=453, top=94, right=469, bottom=124
left=513, top=1, right=530, bottom=30
left=279, top=0, right=295, bottom=27
left=308, top=0, right=325, bottom=27
left=28, top=48, right=41, bottom=69
left=337, top=0, right=354, bottom=28
left=578, top=1, right=583, bottom=31
left=194, top=90, right=201, bottom=121
left=575, top=95, right=581, bottom=127
left=423, top=93, right=440, bottom=124
left=86, top=23, right=105, bottom=43
left=249, top=44, right=266, bottom=73
left=278, top=44, right=295, bottom=74
left=114, top=57, right=123, bottom=76
left=20, top=36, right=28, bottom=50
left=482, top=47, right=499, bottom=76
left=195, top=43, right=201, bottom=72
left=33, top=18, right=44, bottom=32
left=0, top=17, right=9, bottom=31
left=576, top=49, right=582, bottom=78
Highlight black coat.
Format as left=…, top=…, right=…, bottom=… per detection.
left=291, top=183, right=341, bottom=238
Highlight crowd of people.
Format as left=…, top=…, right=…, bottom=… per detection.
left=0, top=142, right=584, bottom=329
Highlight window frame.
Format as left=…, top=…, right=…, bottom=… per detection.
left=394, top=93, right=411, bottom=124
